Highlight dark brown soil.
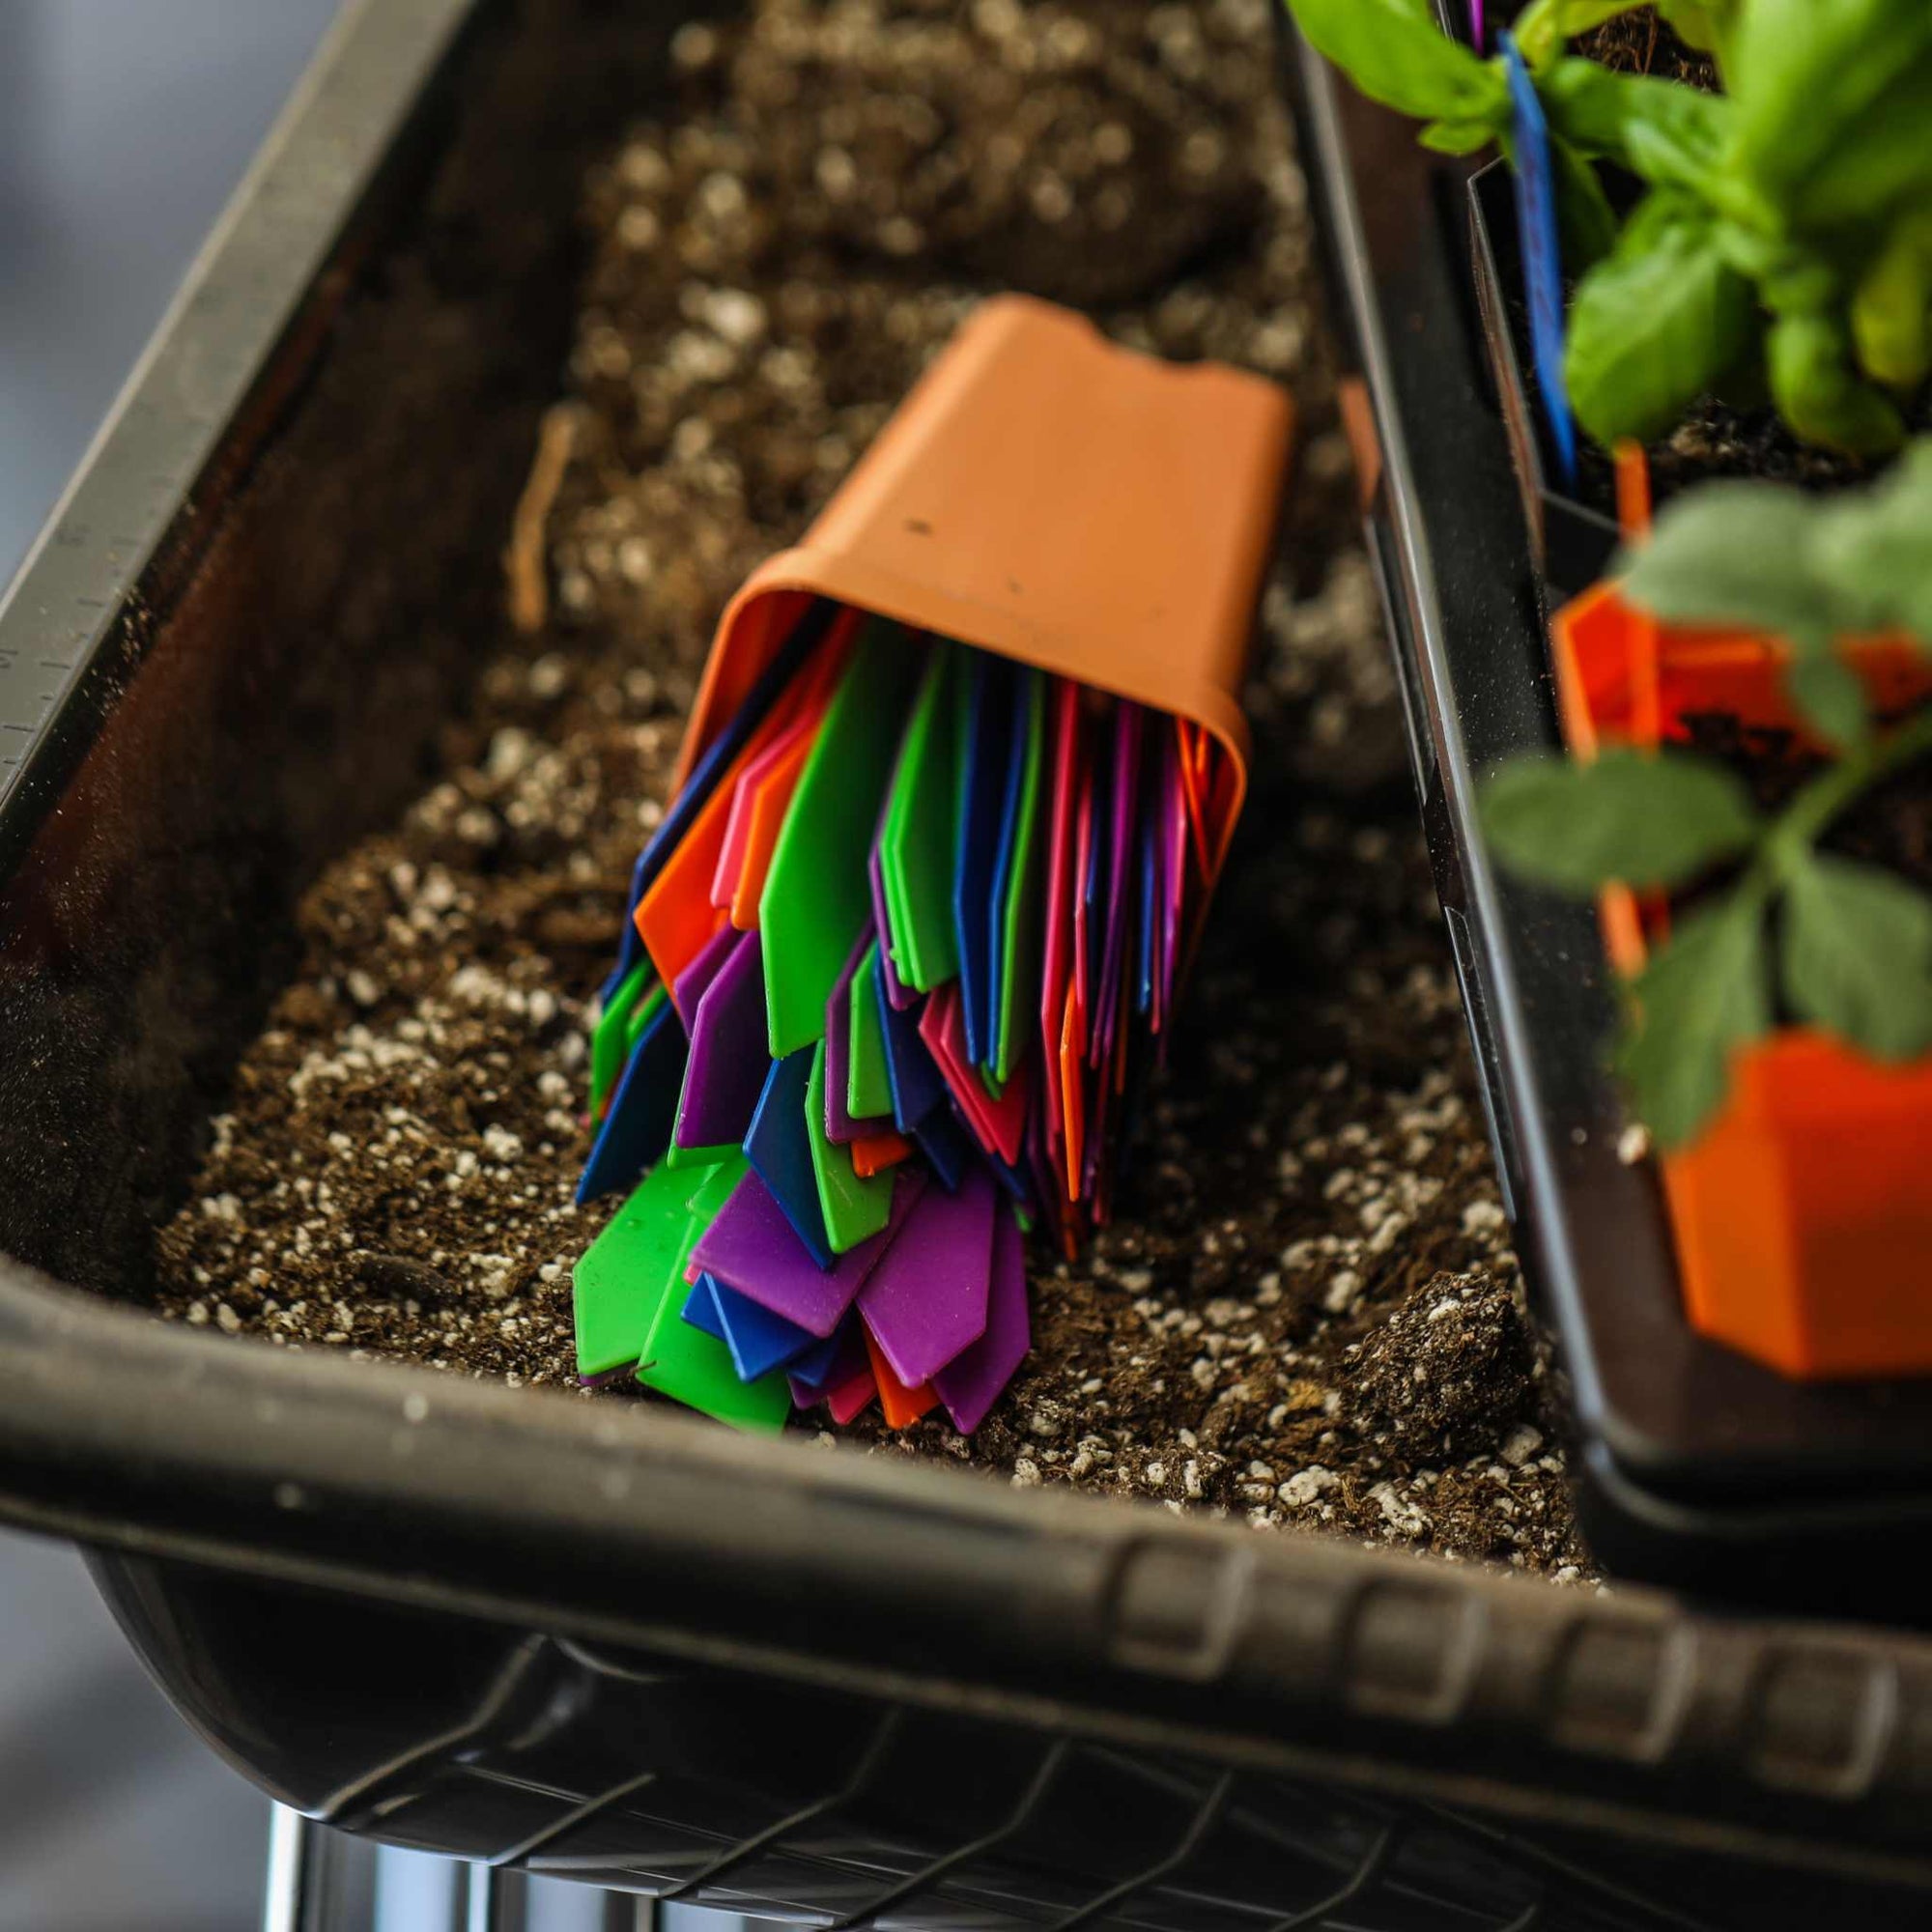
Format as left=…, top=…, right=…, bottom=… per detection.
left=1570, top=395, right=1918, bottom=522
left=150, top=0, right=1589, bottom=1580
left=1574, top=11, right=1719, bottom=89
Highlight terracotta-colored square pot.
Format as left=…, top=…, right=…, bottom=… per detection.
left=672, top=295, right=1294, bottom=879
left=1549, top=585, right=1932, bottom=1379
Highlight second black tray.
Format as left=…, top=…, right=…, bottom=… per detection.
left=1291, top=28, right=1932, bottom=1621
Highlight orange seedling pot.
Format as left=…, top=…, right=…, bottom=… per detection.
left=1548, top=584, right=1932, bottom=1379
left=1663, top=1035, right=1932, bottom=1379
left=1550, top=582, right=1929, bottom=766
left=672, top=295, right=1293, bottom=883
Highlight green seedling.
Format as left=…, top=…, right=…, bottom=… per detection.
left=1481, top=443, right=1932, bottom=1145
left=1287, top=0, right=1932, bottom=457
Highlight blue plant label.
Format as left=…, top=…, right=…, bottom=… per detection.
left=1502, top=35, right=1577, bottom=487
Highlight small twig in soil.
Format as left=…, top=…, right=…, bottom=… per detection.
left=505, top=403, right=580, bottom=634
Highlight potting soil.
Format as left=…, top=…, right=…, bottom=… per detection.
left=151, top=0, right=1589, bottom=1579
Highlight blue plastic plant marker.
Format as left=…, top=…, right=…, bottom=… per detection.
left=979, top=667, right=1031, bottom=1072
left=788, top=1312, right=867, bottom=1395
left=952, top=657, right=1012, bottom=1067
left=744, top=1047, right=836, bottom=1267
left=577, top=995, right=685, bottom=1203
left=673, top=928, right=768, bottom=1151
left=711, top=1277, right=817, bottom=1380
left=985, top=667, right=1042, bottom=1079
left=682, top=1275, right=729, bottom=1342
left=876, top=976, right=946, bottom=1134
left=1502, top=35, right=1577, bottom=487
left=913, top=1102, right=973, bottom=1193
left=986, top=1142, right=1033, bottom=1212
left=638, top=1216, right=791, bottom=1434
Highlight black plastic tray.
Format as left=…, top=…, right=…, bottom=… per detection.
left=1289, top=29, right=1932, bottom=1621
left=5, top=2, right=1932, bottom=1921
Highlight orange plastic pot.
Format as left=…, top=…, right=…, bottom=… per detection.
left=672, top=296, right=1294, bottom=880
left=1548, top=585, right=1932, bottom=1379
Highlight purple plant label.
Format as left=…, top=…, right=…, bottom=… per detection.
left=694, top=1165, right=925, bottom=1337
left=857, top=1163, right=996, bottom=1388
left=932, top=1203, right=1030, bottom=1435
left=1469, top=0, right=1485, bottom=51
left=673, top=929, right=768, bottom=1151
left=670, top=920, right=740, bottom=1035
left=1502, top=36, right=1577, bottom=488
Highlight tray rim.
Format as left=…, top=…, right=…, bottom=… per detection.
left=1288, top=37, right=1932, bottom=1543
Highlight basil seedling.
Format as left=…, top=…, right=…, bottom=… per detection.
left=1287, top=0, right=1932, bottom=458
left=1481, top=444, right=1932, bottom=1146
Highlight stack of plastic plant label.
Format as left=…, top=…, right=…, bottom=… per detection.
left=565, top=293, right=1290, bottom=1435
left=570, top=600, right=1235, bottom=1434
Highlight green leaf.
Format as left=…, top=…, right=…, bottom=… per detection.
left=1850, top=210, right=1932, bottom=395
left=1787, top=655, right=1872, bottom=751
left=1616, top=898, right=1771, bottom=1148
left=1540, top=62, right=1729, bottom=190
left=1564, top=194, right=1755, bottom=446
left=1789, top=53, right=1932, bottom=233
left=1728, top=0, right=1932, bottom=203
left=1551, top=135, right=1620, bottom=270
left=1811, top=440, right=1932, bottom=645
left=1420, top=118, right=1505, bottom=155
left=1767, top=309, right=1909, bottom=460
left=1286, top=0, right=1510, bottom=122
left=1782, top=853, right=1932, bottom=1062
left=1617, top=480, right=1850, bottom=642
left=1619, top=84, right=1732, bottom=197
left=1481, top=749, right=1760, bottom=894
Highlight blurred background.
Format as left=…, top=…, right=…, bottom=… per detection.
left=1, top=2, right=340, bottom=1917
left=0, top=1527, right=270, bottom=1930
left=0, top=0, right=343, bottom=585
